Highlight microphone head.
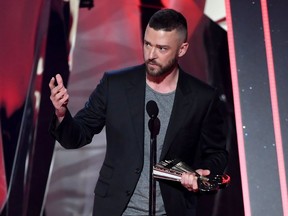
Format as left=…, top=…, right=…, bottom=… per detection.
left=146, top=100, right=159, bottom=119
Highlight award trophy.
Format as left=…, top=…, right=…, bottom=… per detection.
left=153, top=159, right=230, bottom=192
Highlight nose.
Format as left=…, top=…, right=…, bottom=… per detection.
left=148, top=47, right=157, bottom=60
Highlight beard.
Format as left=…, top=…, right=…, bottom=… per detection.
left=145, top=57, right=178, bottom=77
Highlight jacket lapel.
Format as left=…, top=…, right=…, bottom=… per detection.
left=160, top=69, right=199, bottom=160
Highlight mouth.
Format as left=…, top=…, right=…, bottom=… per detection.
left=147, top=61, right=159, bottom=67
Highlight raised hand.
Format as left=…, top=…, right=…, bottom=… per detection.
left=49, top=74, right=69, bottom=122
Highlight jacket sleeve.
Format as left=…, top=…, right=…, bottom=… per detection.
left=198, top=90, right=229, bottom=175
left=49, top=73, right=108, bottom=149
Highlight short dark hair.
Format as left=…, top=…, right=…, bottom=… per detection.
left=148, top=8, right=188, bottom=42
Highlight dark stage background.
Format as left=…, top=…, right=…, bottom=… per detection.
left=1, top=0, right=273, bottom=215
left=226, top=1, right=288, bottom=215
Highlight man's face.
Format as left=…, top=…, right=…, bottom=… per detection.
left=143, top=26, right=183, bottom=77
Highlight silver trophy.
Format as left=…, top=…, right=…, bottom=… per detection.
left=153, top=159, right=230, bottom=192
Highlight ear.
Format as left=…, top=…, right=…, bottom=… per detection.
left=178, top=42, right=189, bottom=57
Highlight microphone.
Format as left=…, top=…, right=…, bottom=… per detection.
left=146, top=100, right=159, bottom=119
left=146, top=100, right=160, bottom=216
left=146, top=100, right=160, bottom=136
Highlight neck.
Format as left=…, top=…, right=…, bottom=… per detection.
left=146, top=68, right=179, bottom=94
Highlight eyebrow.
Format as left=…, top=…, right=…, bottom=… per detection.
left=143, top=39, right=170, bottom=49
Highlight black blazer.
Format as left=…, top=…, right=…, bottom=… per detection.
left=51, top=64, right=228, bottom=216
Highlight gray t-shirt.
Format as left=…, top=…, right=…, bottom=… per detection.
left=123, top=84, right=175, bottom=215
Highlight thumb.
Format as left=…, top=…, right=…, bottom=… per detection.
left=202, top=169, right=210, bottom=176
left=196, top=169, right=210, bottom=176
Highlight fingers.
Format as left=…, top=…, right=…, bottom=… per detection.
left=49, top=74, right=64, bottom=89
left=55, top=74, right=64, bottom=87
left=181, top=169, right=211, bottom=192
left=49, top=74, right=69, bottom=109
left=181, top=173, right=198, bottom=192
left=49, top=77, right=56, bottom=90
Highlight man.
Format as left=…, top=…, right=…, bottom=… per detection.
left=49, top=8, right=228, bottom=216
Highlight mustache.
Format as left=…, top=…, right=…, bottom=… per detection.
left=146, top=59, right=160, bottom=66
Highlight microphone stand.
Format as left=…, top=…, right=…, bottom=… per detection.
left=148, top=117, right=160, bottom=216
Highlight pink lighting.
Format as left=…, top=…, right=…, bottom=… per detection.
left=225, top=1, right=252, bottom=215
left=261, top=1, right=288, bottom=215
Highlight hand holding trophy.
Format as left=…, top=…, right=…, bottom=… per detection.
left=153, top=159, right=230, bottom=192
